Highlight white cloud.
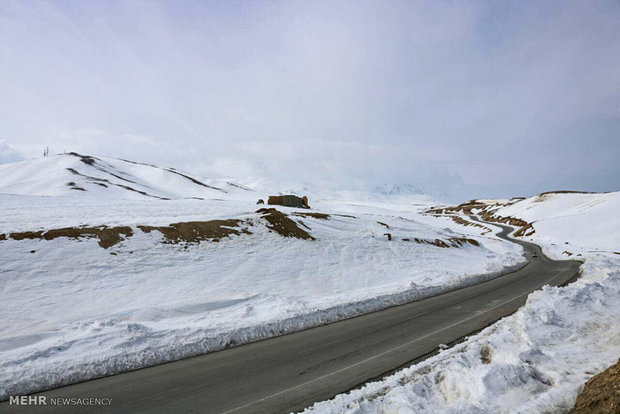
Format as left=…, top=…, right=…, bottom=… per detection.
left=1, top=0, right=618, bottom=198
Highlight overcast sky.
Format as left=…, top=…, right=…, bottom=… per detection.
left=1, top=0, right=619, bottom=200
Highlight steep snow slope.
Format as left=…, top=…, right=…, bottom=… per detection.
left=0, top=153, right=252, bottom=200
left=306, top=192, right=619, bottom=414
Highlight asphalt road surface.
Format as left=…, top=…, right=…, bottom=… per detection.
left=2, top=222, right=582, bottom=414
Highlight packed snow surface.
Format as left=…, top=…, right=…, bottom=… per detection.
left=305, top=191, right=619, bottom=414
left=0, top=155, right=525, bottom=399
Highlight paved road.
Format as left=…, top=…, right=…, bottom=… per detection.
left=2, top=222, right=582, bottom=414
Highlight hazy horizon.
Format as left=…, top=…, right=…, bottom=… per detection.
left=1, top=0, right=619, bottom=201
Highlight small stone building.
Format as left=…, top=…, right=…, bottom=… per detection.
left=268, top=195, right=310, bottom=209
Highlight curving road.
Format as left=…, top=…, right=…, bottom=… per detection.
left=1, top=221, right=582, bottom=414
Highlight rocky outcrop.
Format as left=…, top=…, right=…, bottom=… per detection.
left=256, top=208, right=315, bottom=240
left=9, top=226, right=133, bottom=248
left=138, top=220, right=251, bottom=244
left=573, top=359, right=620, bottom=414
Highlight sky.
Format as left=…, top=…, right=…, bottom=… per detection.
left=1, top=0, right=619, bottom=200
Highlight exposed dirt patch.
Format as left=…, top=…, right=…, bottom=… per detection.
left=3, top=211, right=315, bottom=248
left=513, top=223, right=535, bottom=237
left=51, top=226, right=132, bottom=248
left=297, top=220, right=311, bottom=230
left=163, top=167, right=225, bottom=192
left=66, top=167, right=169, bottom=200
left=426, top=199, right=534, bottom=237
left=9, top=230, right=44, bottom=240
left=426, top=200, right=488, bottom=216
left=480, top=345, right=493, bottom=364
left=115, top=183, right=170, bottom=200
left=67, top=168, right=106, bottom=182
left=66, top=182, right=86, bottom=191
left=138, top=219, right=250, bottom=244
left=256, top=208, right=315, bottom=240
left=10, top=226, right=133, bottom=248
left=478, top=212, right=529, bottom=228
left=449, top=237, right=480, bottom=247
left=69, top=153, right=145, bottom=187
left=226, top=181, right=252, bottom=191
left=408, top=237, right=480, bottom=248
left=104, top=170, right=139, bottom=185
left=573, top=359, right=620, bottom=414
left=539, top=190, right=603, bottom=196
left=292, top=212, right=330, bottom=220
left=120, top=158, right=158, bottom=168
left=68, top=152, right=98, bottom=165
left=333, top=214, right=357, bottom=219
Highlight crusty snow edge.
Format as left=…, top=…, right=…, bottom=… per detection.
left=1, top=261, right=526, bottom=401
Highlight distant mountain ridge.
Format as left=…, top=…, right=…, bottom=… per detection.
left=0, top=153, right=447, bottom=204
left=373, top=184, right=426, bottom=196
left=0, top=152, right=253, bottom=200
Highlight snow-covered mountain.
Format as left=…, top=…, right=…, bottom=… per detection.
left=0, top=152, right=253, bottom=200
left=373, top=183, right=426, bottom=196
left=0, top=153, right=445, bottom=205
